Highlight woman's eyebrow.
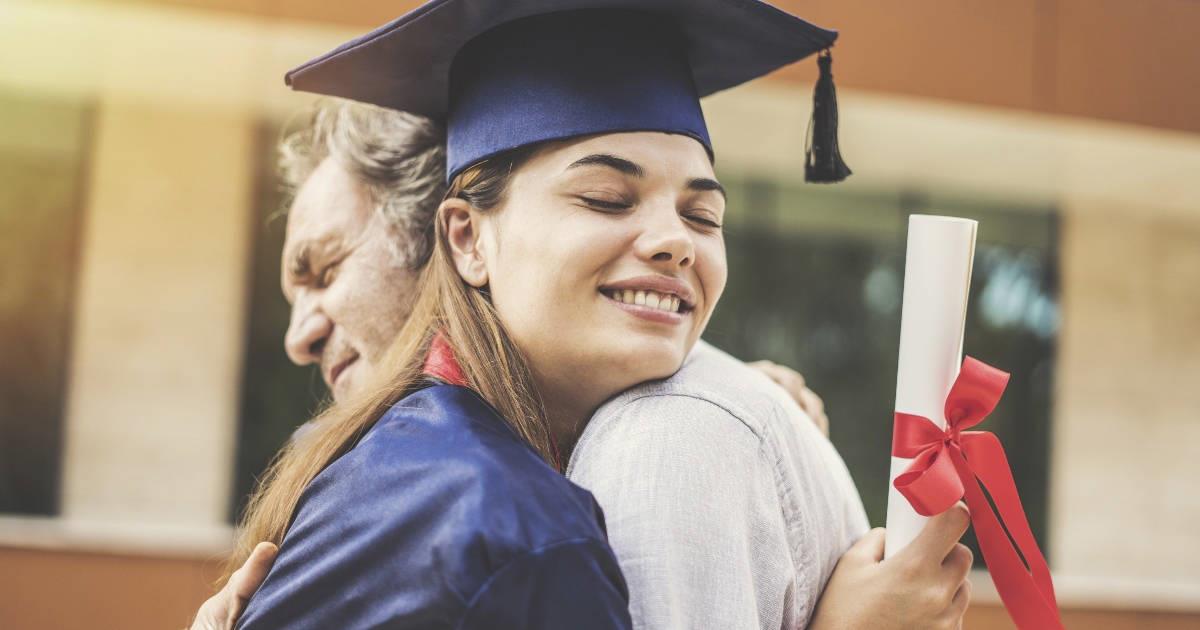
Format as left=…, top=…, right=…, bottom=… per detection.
left=566, top=153, right=644, bottom=177
left=687, top=177, right=726, bottom=201
left=565, top=154, right=723, bottom=199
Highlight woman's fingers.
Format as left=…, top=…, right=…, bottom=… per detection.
left=747, top=360, right=829, bottom=435
left=748, top=360, right=804, bottom=389
left=941, top=543, right=973, bottom=583
left=945, top=576, right=972, bottom=629
left=233, top=543, right=279, bottom=601
left=798, top=388, right=829, bottom=436
left=896, top=502, right=970, bottom=568
left=847, top=527, right=888, bottom=564
left=221, top=542, right=279, bottom=627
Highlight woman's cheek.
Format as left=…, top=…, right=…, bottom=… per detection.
left=698, top=238, right=729, bottom=313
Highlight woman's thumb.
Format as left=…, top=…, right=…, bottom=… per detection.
left=844, top=527, right=886, bottom=564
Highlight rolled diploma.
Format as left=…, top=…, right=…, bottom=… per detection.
left=884, top=215, right=978, bottom=558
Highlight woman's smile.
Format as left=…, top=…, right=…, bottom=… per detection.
left=599, top=273, right=696, bottom=325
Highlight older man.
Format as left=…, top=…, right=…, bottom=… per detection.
left=274, top=102, right=444, bottom=401
left=192, top=100, right=969, bottom=630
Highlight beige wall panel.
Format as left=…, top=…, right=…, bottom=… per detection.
left=60, top=101, right=254, bottom=526
left=705, top=83, right=1200, bottom=218
left=1053, top=207, right=1200, bottom=583
left=0, top=1, right=353, bottom=117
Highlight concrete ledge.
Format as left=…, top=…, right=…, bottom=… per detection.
left=0, top=515, right=233, bottom=558
left=969, top=569, right=1200, bottom=613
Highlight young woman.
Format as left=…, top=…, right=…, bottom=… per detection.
left=230, top=3, right=973, bottom=629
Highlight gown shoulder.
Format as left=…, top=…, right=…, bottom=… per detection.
left=237, top=384, right=628, bottom=629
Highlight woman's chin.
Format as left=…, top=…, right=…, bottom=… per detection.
left=609, top=342, right=688, bottom=384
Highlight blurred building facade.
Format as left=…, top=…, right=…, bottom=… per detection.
left=1, top=1, right=1198, bottom=628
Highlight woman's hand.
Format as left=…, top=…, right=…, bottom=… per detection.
left=747, top=360, right=829, bottom=436
left=809, top=503, right=973, bottom=630
left=189, top=542, right=277, bottom=630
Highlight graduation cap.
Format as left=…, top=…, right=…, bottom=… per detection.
left=285, top=0, right=850, bottom=183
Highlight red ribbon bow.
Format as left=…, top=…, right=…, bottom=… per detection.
left=892, top=356, right=1063, bottom=630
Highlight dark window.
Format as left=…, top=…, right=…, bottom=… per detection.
left=229, top=122, right=329, bottom=522
left=707, top=174, right=1058, bottom=565
left=0, top=94, right=92, bottom=516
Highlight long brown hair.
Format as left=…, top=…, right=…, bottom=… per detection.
left=222, top=146, right=549, bottom=584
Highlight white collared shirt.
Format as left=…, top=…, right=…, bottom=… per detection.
left=567, top=340, right=870, bottom=629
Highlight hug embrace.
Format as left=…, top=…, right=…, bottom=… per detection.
left=192, top=1, right=974, bottom=629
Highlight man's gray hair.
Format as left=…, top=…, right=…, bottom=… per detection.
left=279, top=99, right=447, bottom=269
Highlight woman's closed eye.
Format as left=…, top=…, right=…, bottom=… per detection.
left=574, top=190, right=722, bottom=230
left=577, top=195, right=633, bottom=212
left=684, top=210, right=723, bottom=230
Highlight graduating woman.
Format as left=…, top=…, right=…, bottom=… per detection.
left=230, top=2, right=972, bottom=629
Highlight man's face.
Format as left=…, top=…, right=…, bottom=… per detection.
left=280, top=157, right=420, bottom=401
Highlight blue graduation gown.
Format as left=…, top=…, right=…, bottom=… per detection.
left=236, top=384, right=632, bottom=629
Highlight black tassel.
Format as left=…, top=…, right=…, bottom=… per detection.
left=805, top=49, right=851, bottom=183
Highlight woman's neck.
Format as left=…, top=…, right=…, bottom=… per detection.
left=535, top=375, right=606, bottom=465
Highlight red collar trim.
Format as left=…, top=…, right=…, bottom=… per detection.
left=422, top=332, right=468, bottom=387
left=422, top=331, right=564, bottom=471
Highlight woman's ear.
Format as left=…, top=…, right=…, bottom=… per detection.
left=441, top=197, right=490, bottom=288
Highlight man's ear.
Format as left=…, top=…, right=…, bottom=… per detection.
left=441, top=198, right=489, bottom=288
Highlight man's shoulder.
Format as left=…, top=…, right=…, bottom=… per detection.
left=599, top=340, right=798, bottom=437
left=569, top=340, right=829, bottom=483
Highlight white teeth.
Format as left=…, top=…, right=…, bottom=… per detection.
left=607, top=289, right=684, bottom=313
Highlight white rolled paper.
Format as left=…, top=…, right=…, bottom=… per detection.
left=884, top=215, right=978, bottom=559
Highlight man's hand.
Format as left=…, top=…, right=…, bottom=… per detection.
left=190, top=542, right=278, bottom=630
left=747, top=360, right=829, bottom=436
left=810, top=503, right=973, bottom=630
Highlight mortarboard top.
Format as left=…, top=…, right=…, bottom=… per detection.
left=286, top=0, right=850, bottom=183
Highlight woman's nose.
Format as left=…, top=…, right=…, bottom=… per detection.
left=636, top=206, right=695, bottom=268
left=284, top=298, right=333, bottom=366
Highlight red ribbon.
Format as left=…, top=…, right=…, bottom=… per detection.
left=892, top=356, right=1063, bottom=630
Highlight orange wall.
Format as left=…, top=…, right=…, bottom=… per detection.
left=773, top=0, right=1200, bottom=135
left=0, top=546, right=224, bottom=630
left=123, top=0, right=1200, bottom=134
left=2, top=546, right=1198, bottom=630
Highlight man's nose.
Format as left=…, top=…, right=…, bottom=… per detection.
left=635, top=203, right=695, bottom=268
left=284, top=300, right=333, bottom=366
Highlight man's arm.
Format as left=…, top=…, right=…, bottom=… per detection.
left=570, top=394, right=793, bottom=629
